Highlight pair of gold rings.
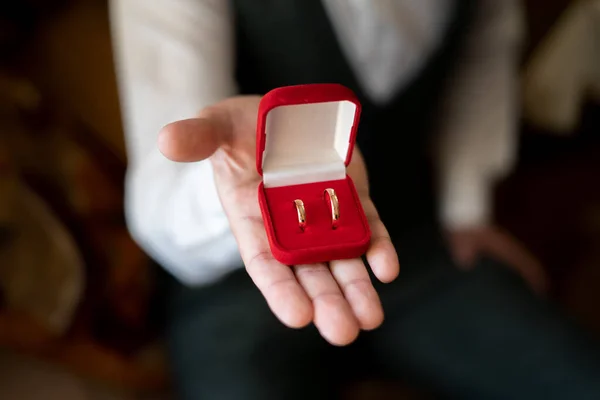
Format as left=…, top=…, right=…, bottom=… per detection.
left=294, top=188, right=339, bottom=231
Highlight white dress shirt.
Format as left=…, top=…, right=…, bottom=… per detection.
left=109, top=0, right=524, bottom=285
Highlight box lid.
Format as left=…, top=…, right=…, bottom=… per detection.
left=256, top=84, right=361, bottom=188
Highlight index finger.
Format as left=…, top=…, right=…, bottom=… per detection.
left=362, top=198, right=400, bottom=283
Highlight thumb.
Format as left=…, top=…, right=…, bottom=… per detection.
left=158, top=96, right=261, bottom=162
left=158, top=114, right=227, bottom=162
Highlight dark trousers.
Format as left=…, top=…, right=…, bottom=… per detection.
left=163, top=227, right=600, bottom=400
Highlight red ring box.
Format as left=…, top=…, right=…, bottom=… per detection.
left=256, top=84, right=371, bottom=265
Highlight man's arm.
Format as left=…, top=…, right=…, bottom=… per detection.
left=435, top=1, right=547, bottom=294
left=437, top=0, right=524, bottom=229
left=109, top=0, right=241, bottom=283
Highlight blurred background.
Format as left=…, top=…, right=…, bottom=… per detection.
left=0, top=0, right=598, bottom=398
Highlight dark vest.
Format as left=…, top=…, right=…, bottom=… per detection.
left=231, top=0, right=474, bottom=237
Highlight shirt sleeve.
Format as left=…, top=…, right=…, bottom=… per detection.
left=109, top=0, right=242, bottom=283
left=436, top=0, right=525, bottom=229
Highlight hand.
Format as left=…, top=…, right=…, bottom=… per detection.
left=158, top=96, right=400, bottom=345
left=447, top=225, right=548, bottom=295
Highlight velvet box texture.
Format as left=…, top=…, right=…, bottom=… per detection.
left=256, top=84, right=371, bottom=265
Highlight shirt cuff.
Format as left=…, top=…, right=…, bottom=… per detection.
left=439, top=168, right=492, bottom=230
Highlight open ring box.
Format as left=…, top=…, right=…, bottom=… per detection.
left=256, top=84, right=371, bottom=265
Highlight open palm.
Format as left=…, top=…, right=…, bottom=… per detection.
left=159, top=96, right=399, bottom=345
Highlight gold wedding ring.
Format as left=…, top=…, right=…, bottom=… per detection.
left=324, top=188, right=339, bottom=229
left=294, top=199, right=306, bottom=231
